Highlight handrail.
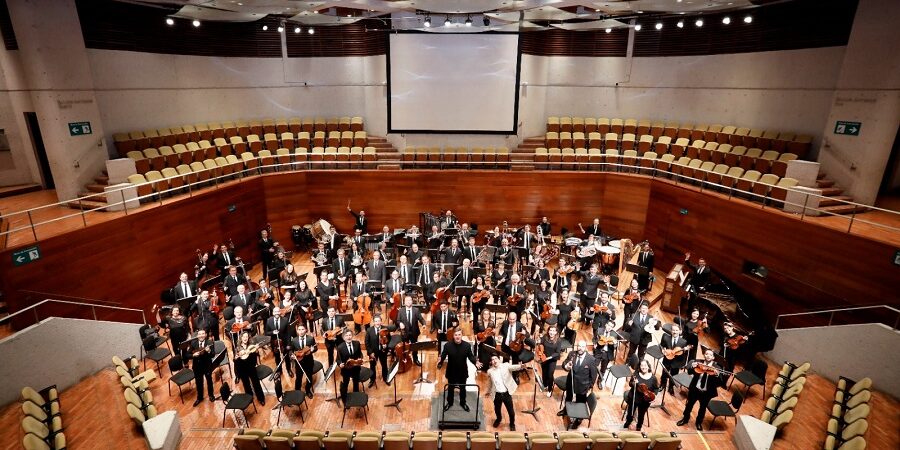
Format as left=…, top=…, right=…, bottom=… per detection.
left=774, top=304, right=900, bottom=330
left=19, top=290, right=123, bottom=307
left=1, top=154, right=899, bottom=246
left=0, top=298, right=147, bottom=326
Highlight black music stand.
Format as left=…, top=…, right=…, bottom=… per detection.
left=323, top=362, right=340, bottom=403
left=385, top=361, right=403, bottom=411
left=625, top=264, right=648, bottom=276
left=411, top=340, right=438, bottom=384
left=314, top=264, right=332, bottom=278
left=651, top=364, right=676, bottom=415
left=521, top=364, right=544, bottom=419
left=454, top=286, right=474, bottom=313
left=484, top=303, right=508, bottom=326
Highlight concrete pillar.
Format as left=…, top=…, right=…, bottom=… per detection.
left=816, top=0, right=900, bottom=205
left=7, top=0, right=108, bottom=201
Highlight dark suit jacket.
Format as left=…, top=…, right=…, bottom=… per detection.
left=289, top=335, right=317, bottom=364
left=463, top=245, right=480, bottom=264
left=322, top=315, right=345, bottom=340
left=688, top=362, right=724, bottom=399
left=499, top=321, right=525, bottom=345
left=585, top=223, right=602, bottom=237
left=364, top=325, right=391, bottom=355
left=454, top=266, right=476, bottom=287
left=406, top=249, right=425, bottom=266
left=223, top=274, right=247, bottom=297
left=333, top=257, right=351, bottom=279
left=396, top=264, right=415, bottom=286
left=258, top=238, right=275, bottom=262
left=628, top=314, right=655, bottom=345
left=173, top=280, right=198, bottom=300
left=264, top=316, right=291, bottom=344
left=442, top=247, right=463, bottom=265
left=396, top=306, right=424, bottom=339
left=567, top=352, right=598, bottom=395
left=638, top=252, right=655, bottom=273
left=417, top=263, right=437, bottom=284
left=190, top=338, right=214, bottom=371
left=495, top=246, right=514, bottom=265
left=439, top=340, right=475, bottom=384
left=579, top=272, right=601, bottom=299
left=685, top=260, right=711, bottom=289
left=315, top=283, right=336, bottom=311
left=229, top=293, right=253, bottom=311
left=366, top=259, right=386, bottom=285
left=349, top=210, right=368, bottom=233
left=432, top=310, right=458, bottom=334
left=661, top=333, right=690, bottom=369
left=384, top=277, right=405, bottom=300
left=350, top=282, right=370, bottom=300
left=216, top=251, right=238, bottom=270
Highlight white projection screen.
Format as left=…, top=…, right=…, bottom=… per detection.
left=388, top=33, right=521, bottom=133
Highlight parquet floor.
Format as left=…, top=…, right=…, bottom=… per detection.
left=2, top=253, right=897, bottom=450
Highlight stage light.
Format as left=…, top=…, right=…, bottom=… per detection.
left=262, top=25, right=268, bottom=31
left=743, top=15, right=753, bottom=24
left=424, top=16, right=431, bottom=27
left=695, top=18, right=704, bottom=27
left=444, top=17, right=451, bottom=26
left=277, top=26, right=284, bottom=33
left=677, top=20, right=684, bottom=28
left=165, top=17, right=174, bottom=26
left=722, top=16, right=731, bottom=25
left=465, top=16, right=472, bottom=27
left=634, top=24, right=642, bottom=31
left=605, top=28, right=612, bottom=33
left=294, top=27, right=301, bottom=34
left=483, top=16, right=490, bottom=26
left=655, top=22, right=663, bottom=30
left=308, top=27, right=314, bottom=34
left=192, top=19, right=201, bottom=27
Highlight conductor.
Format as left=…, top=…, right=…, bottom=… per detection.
left=437, top=329, right=482, bottom=412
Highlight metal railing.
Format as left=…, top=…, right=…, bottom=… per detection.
left=0, top=298, right=147, bottom=331
left=1, top=155, right=898, bottom=247
left=774, top=305, right=900, bottom=331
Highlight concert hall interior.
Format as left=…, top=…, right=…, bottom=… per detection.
left=0, top=1, right=899, bottom=449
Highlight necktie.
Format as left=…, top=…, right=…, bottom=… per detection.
left=641, top=314, right=646, bottom=324
left=463, top=269, right=467, bottom=281
left=506, top=327, right=512, bottom=345
left=225, top=253, right=230, bottom=265
left=340, top=259, right=344, bottom=273
left=275, top=318, right=280, bottom=330
left=407, top=309, right=412, bottom=323
left=331, top=318, right=335, bottom=329
left=394, top=280, right=399, bottom=293
left=577, top=355, right=583, bottom=367
left=348, top=342, right=353, bottom=355
left=700, top=373, right=707, bottom=390
left=183, top=282, right=189, bottom=297
left=240, top=294, right=245, bottom=304
left=442, top=312, right=447, bottom=332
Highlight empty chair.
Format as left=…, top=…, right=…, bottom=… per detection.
left=623, top=118, right=637, bottom=134
left=597, top=117, right=611, bottom=134
left=604, top=133, right=618, bottom=150
left=771, top=153, right=798, bottom=177
left=353, top=131, right=367, bottom=147
left=705, top=124, right=723, bottom=142
left=603, top=149, right=620, bottom=171
left=213, top=137, right=231, bottom=157
left=128, top=174, right=153, bottom=199
left=587, top=148, right=602, bottom=167
left=691, top=124, right=708, bottom=141
left=173, top=143, right=192, bottom=164
left=758, top=130, right=780, bottom=150
left=546, top=132, right=560, bottom=148
left=670, top=156, right=692, bottom=177
left=584, top=117, right=597, bottom=133
left=769, top=177, right=799, bottom=202
left=363, top=147, right=376, bottom=166
left=656, top=153, right=676, bottom=172
left=751, top=173, right=780, bottom=198
left=717, top=125, right=737, bottom=144
left=694, top=160, right=716, bottom=180
left=713, top=143, right=732, bottom=164
left=198, top=139, right=217, bottom=159
left=143, top=148, right=165, bottom=171
left=637, top=120, right=653, bottom=136
left=190, top=162, right=210, bottom=182
left=622, top=150, right=638, bottom=170
left=561, top=148, right=576, bottom=170
left=686, top=140, right=705, bottom=159
left=548, top=148, right=562, bottom=168
left=663, top=122, right=679, bottom=138
left=260, top=133, right=277, bottom=151
left=575, top=147, right=589, bottom=166
left=220, top=382, right=256, bottom=427
left=676, top=123, right=693, bottom=139
left=684, top=159, right=704, bottom=179
left=287, top=117, right=302, bottom=134
left=771, top=409, right=794, bottom=433
left=707, top=392, right=744, bottom=429
left=755, top=150, right=780, bottom=172
left=158, top=145, right=179, bottom=167
left=241, top=152, right=259, bottom=171
left=144, top=129, right=164, bottom=148
left=787, top=134, right=812, bottom=158
left=313, top=131, right=326, bottom=147
left=279, top=132, right=294, bottom=150
left=654, top=135, right=672, bottom=154
left=698, top=141, right=718, bottom=161
left=725, top=145, right=747, bottom=167
left=572, top=117, right=585, bottom=133
left=560, top=116, right=573, bottom=133
left=301, top=118, right=315, bottom=133
left=773, top=131, right=796, bottom=152
left=114, top=132, right=136, bottom=155
left=296, top=131, right=311, bottom=149
left=670, top=138, right=689, bottom=158
left=327, top=131, right=340, bottom=147
left=707, top=164, right=730, bottom=185
left=127, top=151, right=151, bottom=174
left=325, top=117, right=339, bottom=133
left=731, top=127, right=750, bottom=146
left=560, top=132, right=573, bottom=148
left=639, top=151, right=658, bottom=173
left=547, top=116, right=560, bottom=133
left=535, top=147, right=549, bottom=169
left=145, top=170, right=169, bottom=193
left=741, top=147, right=764, bottom=170
left=225, top=154, right=243, bottom=174
left=573, top=131, right=586, bottom=148
left=743, top=129, right=763, bottom=148
left=588, top=132, right=603, bottom=149
left=620, top=133, right=636, bottom=151
left=340, top=130, right=353, bottom=147
left=161, top=167, right=184, bottom=190
left=637, top=134, right=653, bottom=153
left=610, top=118, right=624, bottom=134
left=350, top=116, right=364, bottom=132
left=229, top=135, right=247, bottom=154
left=214, top=156, right=233, bottom=176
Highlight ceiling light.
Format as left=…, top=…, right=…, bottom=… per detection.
left=722, top=16, right=731, bottom=25
left=165, top=17, right=174, bottom=26
left=277, top=26, right=284, bottom=33
left=347, top=14, right=351, bottom=17
left=262, top=25, right=268, bottom=31
left=465, top=16, right=472, bottom=26
left=676, top=20, right=684, bottom=28
left=695, top=18, right=704, bottom=27
left=192, top=19, right=201, bottom=27
left=424, top=16, right=431, bottom=27
left=655, top=22, right=663, bottom=30
left=444, top=17, right=451, bottom=26
left=294, top=27, right=301, bottom=33
left=605, top=28, right=612, bottom=33
left=308, top=27, right=314, bottom=34
left=743, top=15, right=753, bottom=24
left=634, top=24, right=642, bottom=31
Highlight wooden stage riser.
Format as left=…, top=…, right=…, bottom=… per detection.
left=0, top=171, right=895, bottom=329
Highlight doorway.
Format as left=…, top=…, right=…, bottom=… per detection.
left=23, top=112, right=53, bottom=189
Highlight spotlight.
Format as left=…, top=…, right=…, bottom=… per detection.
left=743, top=15, right=753, bottom=24
left=483, top=16, right=490, bottom=26
left=424, top=16, right=431, bottom=27
left=277, top=26, right=284, bottom=33
left=165, top=17, right=174, bottom=26
left=655, top=22, right=663, bottom=30
left=722, top=16, right=731, bottom=25
left=262, top=25, right=268, bottom=31
left=465, top=16, right=472, bottom=27
left=294, top=27, right=301, bottom=33
left=308, top=27, right=315, bottom=34
left=695, top=18, right=704, bottom=27
left=192, top=19, right=201, bottom=27
left=444, top=17, right=451, bottom=26
left=676, top=20, right=684, bottom=28
left=605, top=28, right=612, bottom=33
left=634, top=24, right=642, bottom=31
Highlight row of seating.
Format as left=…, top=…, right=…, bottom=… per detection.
left=234, top=429, right=682, bottom=450
left=545, top=117, right=812, bottom=157
left=400, top=147, right=512, bottom=167
left=825, top=377, right=873, bottom=450
left=21, top=385, right=65, bottom=450
left=755, top=361, right=811, bottom=435
left=113, top=116, right=365, bottom=156
left=541, top=135, right=798, bottom=176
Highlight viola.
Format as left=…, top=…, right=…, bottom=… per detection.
left=209, top=287, right=224, bottom=314
left=471, top=289, right=490, bottom=304
left=638, top=383, right=656, bottom=402
left=663, top=345, right=693, bottom=360
left=508, top=331, right=527, bottom=353
left=476, top=327, right=494, bottom=342
left=302, top=305, right=316, bottom=321
left=389, top=292, right=402, bottom=322
left=623, top=291, right=638, bottom=304
left=725, top=334, right=749, bottom=350
left=236, top=344, right=260, bottom=360
left=324, top=327, right=343, bottom=340
left=231, top=321, right=251, bottom=334
left=596, top=335, right=616, bottom=346
left=352, top=294, right=373, bottom=326
left=592, top=303, right=610, bottom=314
left=535, top=343, right=549, bottom=363
left=556, top=266, right=574, bottom=277
left=293, top=346, right=313, bottom=359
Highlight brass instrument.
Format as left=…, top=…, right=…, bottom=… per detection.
left=576, top=244, right=598, bottom=258
left=313, top=251, right=328, bottom=266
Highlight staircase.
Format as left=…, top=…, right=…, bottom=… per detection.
left=510, top=136, right=542, bottom=171
left=66, top=171, right=110, bottom=211
left=368, top=135, right=401, bottom=170
left=815, top=173, right=868, bottom=215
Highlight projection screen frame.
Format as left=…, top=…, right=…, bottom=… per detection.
left=386, top=30, right=523, bottom=135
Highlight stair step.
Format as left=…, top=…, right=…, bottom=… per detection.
left=816, top=179, right=835, bottom=188
left=820, top=204, right=868, bottom=215
left=820, top=187, right=844, bottom=196
left=79, top=192, right=108, bottom=203
left=86, top=183, right=107, bottom=193
left=67, top=199, right=108, bottom=211
left=819, top=195, right=853, bottom=207
left=510, top=154, right=535, bottom=162
left=94, top=176, right=109, bottom=185
left=377, top=164, right=401, bottom=170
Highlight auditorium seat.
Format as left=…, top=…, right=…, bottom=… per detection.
left=741, top=148, right=764, bottom=170
left=622, top=150, right=638, bottom=170
left=337, top=131, right=350, bottom=147
left=546, top=132, right=559, bottom=148
left=755, top=150, right=780, bottom=173
left=264, top=133, right=279, bottom=151
left=721, top=166, right=744, bottom=188
left=705, top=124, right=723, bottom=142
left=604, top=149, right=620, bottom=171
left=548, top=148, right=562, bottom=169
left=637, top=134, right=653, bottom=153
left=685, top=140, right=704, bottom=160
left=744, top=129, right=763, bottom=148
left=279, top=132, right=294, bottom=150
left=771, top=153, right=798, bottom=177
left=671, top=156, right=691, bottom=177
left=197, top=140, right=215, bottom=160
left=160, top=127, right=178, bottom=146
left=159, top=146, right=179, bottom=167
left=350, top=116, right=364, bottom=132
left=691, top=124, right=708, bottom=141
left=736, top=170, right=762, bottom=192
left=326, top=118, right=340, bottom=133
left=621, top=133, right=636, bottom=151
left=588, top=148, right=602, bottom=166
left=189, top=162, right=209, bottom=182
left=773, top=132, right=795, bottom=153
left=575, top=147, right=588, bottom=166
left=175, top=164, right=194, bottom=184
left=770, top=178, right=799, bottom=202
left=241, top=152, right=259, bottom=171
left=717, top=125, right=736, bottom=144
left=127, top=174, right=152, bottom=199
left=637, top=120, right=652, bottom=136
left=663, top=122, right=679, bottom=139
left=610, top=118, right=624, bottom=134
left=534, top=147, right=549, bottom=169
left=195, top=123, right=211, bottom=141
left=172, top=144, right=191, bottom=165
left=685, top=159, right=704, bottom=179
left=161, top=167, right=184, bottom=189
left=758, top=130, right=779, bottom=150
left=561, top=148, right=576, bottom=170
left=707, top=164, right=729, bottom=185
left=301, top=118, right=314, bottom=133
left=651, top=121, right=667, bottom=138
left=573, top=132, right=586, bottom=148
left=712, top=144, right=731, bottom=164
left=695, top=160, right=715, bottom=180
left=639, top=151, right=657, bottom=173
left=297, top=131, right=311, bottom=149
left=588, top=132, right=602, bottom=149
left=623, top=118, right=637, bottom=134
left=144, top=129, right=164, bottom=148
left=327, top=131, right=340, bottom=147
left=470, top=147, right=484, bottom=165
left=145, top=170, right=168, bottom=193
left=497, top=147, right=510, bottom=166
left=287, top=117, right=302, bottom=134
left=656, top=153, right=676, bottom=172
left=676, top=123, right=693, bottom=139
left=654, top=136, right=671, bottom=154
left=670, top=138, right=688, bottom=158
left=315, top=118, right=328, bottom=133
left=604, top=133, right=618, bottom=150
left=363, top=147, right=376, bottom=167
left=547, top=117, right=560, bottom=133
left=313, top=131, right=326, bottom=148
left=731, top=127, right=750, bottom=146
left=597, top=117, right=611, bottom=134
left=584, top=117, right=597, bottom=133
left=560, top=132, right=573, bottom=149
left=127, top=151, right=151, bottom=174
left=212, top=137, right=230, bottom=157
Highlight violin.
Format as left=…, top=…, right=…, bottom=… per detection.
left=507, top=293, right=523, bottom=307
left=623, top=291, right=639, bottom=304
left=294, top=346, right=313, bottom=360
left=324, top=327, right=344, bottom=340
left=694, top=363, right=720, bottom=375
left=725, top=334, right=749, bottom=350
left=592, top=303, right=610, bottom=314
left=596, top=335, right=617, bottom=346
left=556, top=265, right=574, bottom=277
left=476, top=327, right=494, bottom=343
left=344, top=355, right=374, bottom=368
left=208, top=286, right=224, bottom=314
left=389, top=292, right=402, bottom=322
left=663, top=345, right=693, bottom=360
left=352, top=294, right=373, bottom=326
left=302, top=305, right=316, bottom=321
left=567, top=308, right=581, bottom=331
left=470, top=289, right=490, bottom=304
left=378, top=328, right=391, bottom=347
left=231, top=321, right=251, bottom=334
left=508, top=331, right=527, bottom=353
left=535, top=343, right=548, bottom=363
left=540, top=303, right=552, bottom=320
left=637, top=383, right=656, bottom=402
left=236, top=344, right=260, bottom=360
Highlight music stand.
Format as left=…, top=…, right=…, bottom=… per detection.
left=385, top=361, right=403, bottom=411
left=651, top=364, right=676, bottom=415
left=314, top=264, right=332, bottom=278
left=484, top=303, right=508, bottom=326
left=323, top=362, right=340, bottom=403
left=454, top=286, right=474, bottom=313
left=411, top=340, right=438, bottom=384
left=625, top=264, right=648, bottom=276
left=521, top=364, right=544, bottom=418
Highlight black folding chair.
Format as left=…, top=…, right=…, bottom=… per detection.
left=220, top=382, right=257, bottom=427
left=166, top=356, right=194, bottom=403
left=707, top=391, right=744, bottom=429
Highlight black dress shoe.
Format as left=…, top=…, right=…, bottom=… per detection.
left=461, top=404, right=470, bottom=412
left=623, top=421, right=632, bottom=429
left=208, top=396, right=216, bottom=403
left=572, top=419, right=582, bottom=427
left=667, top=388, right=675, bottom=395
left=306, top=392, right=314, bottom=399
left=444, top=404, right=452, bottom=412
left=492, top=419, right=501, bottom=428
left=696, top=424, right=703, bottom=431
left=193, top=398, right=203, bottom=407
left=510, top=425, right=516, bottom=431
left=676, top=418, right=688, bottom=426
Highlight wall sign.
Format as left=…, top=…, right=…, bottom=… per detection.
left=68, top=121, right=92, bottom=136
left=834, top=121, right=861, bottom=136
left=12, top=245, right=41, bottom=266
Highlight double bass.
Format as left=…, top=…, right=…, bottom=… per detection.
left=352, top=293, right=373, bottom=326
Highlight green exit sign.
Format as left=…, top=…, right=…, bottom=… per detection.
left=680, top=208, right=689, bottom=215
left=834, top=121, right=861, bottom=136
left=12, top=245, right=41, bottom=266
left=68, top=121, right=92, bottom=136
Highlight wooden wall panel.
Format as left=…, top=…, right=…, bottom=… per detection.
left=262, top=173, right=309, bottom=246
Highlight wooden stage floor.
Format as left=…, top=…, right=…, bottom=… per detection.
left=1, top=253, right=897, bottom=450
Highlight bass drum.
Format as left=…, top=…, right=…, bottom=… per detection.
left=310, top=219, right=333, bottom=242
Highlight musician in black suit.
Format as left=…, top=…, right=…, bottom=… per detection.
left=677, top=349, right=725, bottom=431
left=592, top=292, right=617, bottom=331
left=424, top=271, right=447, bottom=310
left=593, top=321, right=618, bottom=385
left=431, top=302, right=458, bottom=347
left=683, top=252, right=711, bottom=291
left=463, top=236, right=480, bottom=266
left=190, top=329, right=216, bottom=406
left=442, top=210, right=458, bottom=230
left=395, top=296, right=425, bottom=365
left=519, top=224, right=537, bottom=251
left=265, top=308, right=293, bottom=376
left=579, top=218, right=602, bottom=238
left=351, top=229, right=365, bottom=248
left=627, top=303, right=657, bottom=360
left=365, top=251, right=387, bottom=287
left=557, top=341, right=598, bottom=428
left=321, top=307, right=344, bottom=367
left=578, top=265, right=602, bottom=321
left=396, top=255, right=415, bottom=289
left=538, top=217, right=551, bottom=237
left=442, top=239, right=463, bottom=265
left=636, top=243, right=654, bottom=290
left=333, top=248, right=352, bottom=292
left=498, top=313, right=531, bottom=365
left=494, top=239, right=514, bottom=265
left=473, top=310, right=496, bottom=372
left=173, top=272, right=198, bottom=302
left=505, top=274, right=526, bottom=318
left=191, top=290, right=220, bottom=341
left=417, top=255, right=436, bottom=286
left=315, top=271, right=338, bottom=312
left=223, top=266, right=246, bottom=297
left=491, top=262, right=510, bottom=293
left=556, top=257, right=573, bottom=294
left=229, top=284, right=254, bottom=315
left=438, top=329, right=480, bottom=411
left=216, top=244, right=238, bottom=273
left=453, top=258, right=476, bottom=312
left=384, top=270, right=405, bottom=307
left=225, top=306, right=256, bottom=344
left=347, top=206, right=368, bottom=234
left=258, top=229, right=276, bottom=279
left=660, top=323, right=690, bottom=394
left=336, top=329, right=363, bottom=403
left=288, top=323, right=318, bottom=398
left=364, top=316, right=391, bottom=387
left=406, top=243, right=425, bottom=267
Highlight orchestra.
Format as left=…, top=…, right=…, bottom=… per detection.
left=161, top=212, right=765, bottom=435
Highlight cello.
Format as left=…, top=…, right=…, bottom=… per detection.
left=352, top=293, right=373, bottom=327
left=394, top=341, right=413, bottom=374
left=388, top=292, right=402, bottom=322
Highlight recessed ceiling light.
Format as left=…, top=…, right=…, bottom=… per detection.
left=444, top=17, right=451, bottom=26
left=743, top=15, right=753, bottom=24
left=655, top=22, right=663, bottom=30
left=465, top=16, right=472, bottom=26
left=634, top=24, right=642, bottom=31
left=605, top=28, right=612, bottom=33
left=676, top=20, right=684, bottom=28
left=262, top=25, right=268, bottom=31
left=722, top=16, right=731, bottom=25
left=192, top=19, right=200, bottom=27
left=165, top=17, right=174, bottom=26
left=277, top=26, right=284, bottom=32
left=294, top=27, right=301, bottom=33
left=695, top=18, right=704, bottom=27
left=308, top=27, right=314, bottom=34
left=424, top=16, right=431, bottom=27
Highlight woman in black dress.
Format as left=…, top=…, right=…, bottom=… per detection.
left=294, top=280, right=317, bottom=332
left=473, top=309, right=496, bottom=372
left=531, top=279, right=552, bottom=334
left=624, top=359, right=659, bottom=431
left=538, top=325, right=562, bottom=396
left=162, top=306, right=191, bottom=361
left=279, top=263, right=300, bottom=296
left=681, top=308, right=708, bottom=352
left=233, top=331, right=265, bottom=404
